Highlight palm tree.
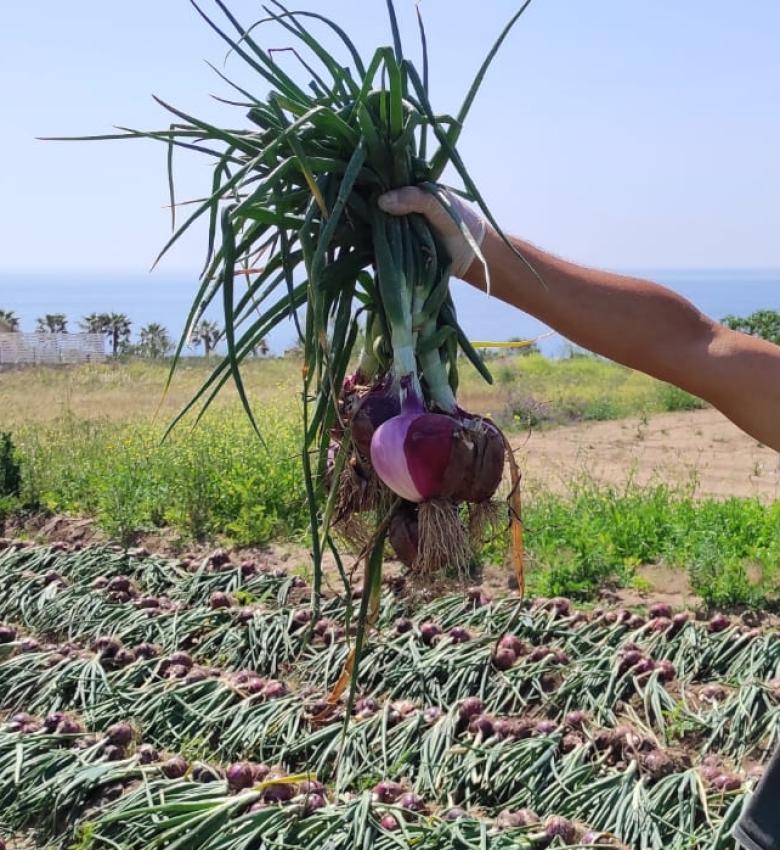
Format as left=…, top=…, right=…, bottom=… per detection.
left=138, top=323, right=173, bottom=359
left=0, top=310, right=20, bottom=332
left=80, top=313, right=108, bottom=335
left=189, top=320, right=222, bottom=356
left=36, top=314, right=68, bottom=333
left=99, top=313, right=132, bottom=356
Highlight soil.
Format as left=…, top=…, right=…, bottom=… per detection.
left=512, top=408, right=779, bottom=502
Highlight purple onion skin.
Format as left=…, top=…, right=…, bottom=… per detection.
left=649, top=602, right=674, bottom=619
left=380, top=814, right=399, bottom=831
left=389, top=503, right=419, bottom=568
left=397, top=792, right=426, bottom=813
left=394, top=617, right=414, bottom=635
left=370, top=390, right=504, bottom=503
left=372, top=781, right=404, bottom=803
left=263, top=783, right=295, bottom=803
left=302, top=793, right=327, bottom=815
left=448, top=626, right=471, bottom=644
left=103, top=745, right=126, bottom=762
left=351, top=386, right=401, bottom=459
left=459, top=697, right=484, bottom=721
left=495, top=808, right=540, bottom=829
left=498, top=634, right=526, bottom=656
left=419, top=622, right=442, bottom=646
left=709, top=613, right=731, bottom=633
left=442, top=807, right=468, bottom=821
left=226, top=762, right=254, bottom=790
left=105, top=723, right=134, bottom=747
left=160, top=756, right=189, bottom=779
left=136, top=744, right=160, bottom=765
left=0, top=625, right=17, bottom=643
left=192, top=762, right=221, bottom=783
left=545, top=816, right=577, bottom=843
left=492, top=647, right=517, bottom=671
left=469, top=715, right=496, bottom=737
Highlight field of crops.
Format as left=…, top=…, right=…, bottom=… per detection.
left=0, top=539, right=773, bottom=850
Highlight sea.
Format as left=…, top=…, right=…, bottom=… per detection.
left=0, top=269, right=777, bottom=357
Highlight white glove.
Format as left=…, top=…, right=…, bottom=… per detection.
left=378, top=186, right=489, bottom=279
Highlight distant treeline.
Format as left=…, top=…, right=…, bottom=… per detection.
left=0, top=309, right=271, bottom=359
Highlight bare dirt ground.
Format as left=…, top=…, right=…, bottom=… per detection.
left=512, top=408, right=780, bottom=502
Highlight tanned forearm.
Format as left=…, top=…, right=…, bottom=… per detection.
left=464, top=230, right=780, bottom=451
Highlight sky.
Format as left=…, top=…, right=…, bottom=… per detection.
left=1, top=1, right=779, bottom=280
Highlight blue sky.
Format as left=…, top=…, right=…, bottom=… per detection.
left=1, top=0, right=779, bottom=276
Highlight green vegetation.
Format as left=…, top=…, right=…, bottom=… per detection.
left=4, top=408, right=776, bottom=607
left=723, top=308, right=780, bottom=345
left=13, top=412, right=306, bottom=547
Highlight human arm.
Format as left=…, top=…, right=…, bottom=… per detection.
left=378, top=187, right=780, bottom=451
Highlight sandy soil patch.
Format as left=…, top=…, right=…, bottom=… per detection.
left=513, top=408, right=779, bottom=502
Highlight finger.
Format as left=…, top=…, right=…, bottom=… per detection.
left=377, top=186, right=431, bottom=216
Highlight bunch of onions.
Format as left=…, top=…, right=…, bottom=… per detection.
left=59, top=0, right=535, bottom=584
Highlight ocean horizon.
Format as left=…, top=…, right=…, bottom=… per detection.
left=0, top=268, right=777, bottom=357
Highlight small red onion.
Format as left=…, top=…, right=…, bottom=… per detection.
left=458, top=697, right=484, bottom=721
left=105, top=722, right=134, bottom=747
left=564, top=710, right=588, bottom=730
left=380, top=814, right=399, bottom=831
left=192, top=762, right=222, bottom=783
left=655, top=659, right=676, bottom=682
left=18, top=637, right=40, bottom=653
left=263, top=782, right=295, bottom=803
left=137, top=596, right=160, bottom=609
left=250, top=763, right=270, bottom=781
left=423, top=706, right=444, bottom=725
left=113, top=648, right=137, bottom=667
left=167, top=651, right=194, bottom=669
left=209, top=591, right=232, bottom=609
left=544, top=815, right=576, bottom=843
left=103, top=745, right=126, bottom=762
left=492, top=647, right=517, bottom=671
left=291, top=608, right=312, bottom=628
left=397, top=792, right=426, bottom=813
left=262, top=680, right=289, bottom=700
left=0, top=625, right=17, bottom=643
left=495, top=808, right=540, bottom=829
left=469, top=714, right=495, bottom=737
left=649, top=602, right=673, bottom=619
left=709, top=613, right=730, bottom=633
left=712, top=773, right=742, bottom=792
left=442, top=806, right=467, bottom=821
left=498, top=634, right=526, bottom=656
left=226, top=762, right=255, bottom=789
left=134, top=642, right=159, bottom=659
left=448, top=626, right=471, bottom=644
left=107, top=575, right=132, bottom=593
left=643, top=749, right=674, bottom=778
left=466, top=586, right=491, bottom=608
left=561, top=733, right=584, bottom=753
left=419, top=622, right=442, bottom=646
left=302, top=793, right=326, bottom=815
left=536, top=719, right=558, bottom=736
left=394, top=618, right=413, bottom=635
left=373, top=780, right=404, bottom=803
left=136, top=744, right=159, bottom=764
left=649, top=616, right=672, bottom=633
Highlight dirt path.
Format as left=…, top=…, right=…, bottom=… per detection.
left=512, top=408, right=780, bottom=502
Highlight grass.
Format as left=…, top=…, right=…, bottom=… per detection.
left=0, top=352, right=705, bottom=429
